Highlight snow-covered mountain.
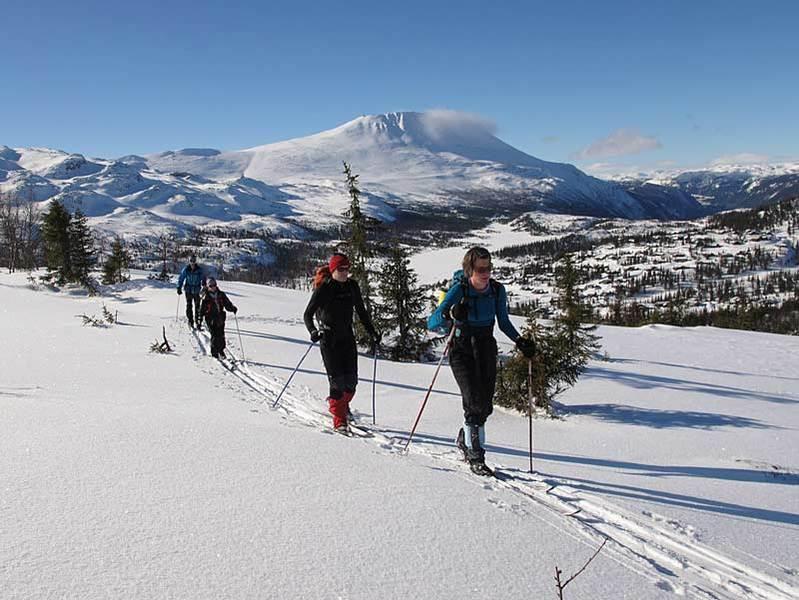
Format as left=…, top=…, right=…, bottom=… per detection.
left=145, top=112, right=703, bottom=220
left=615, top=161, right=799, bottom=212
left=0, top=113, right=705, bottom=245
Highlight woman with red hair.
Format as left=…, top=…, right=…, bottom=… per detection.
left=303, top=253, right=379, bottom=432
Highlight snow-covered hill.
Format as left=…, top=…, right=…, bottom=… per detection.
left=1, top=113, right=705, bottom=252
left=2, top=270, right=798, bottom=599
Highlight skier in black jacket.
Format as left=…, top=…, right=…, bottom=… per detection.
left=303, top=253, right=379, bottom=432
left=199, top=277, right=237, bottom=359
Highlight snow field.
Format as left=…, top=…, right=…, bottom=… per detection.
left=1, top=272, right=798, bottom=599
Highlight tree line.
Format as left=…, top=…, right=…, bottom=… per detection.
left=1, top=193, right=130, bottom=287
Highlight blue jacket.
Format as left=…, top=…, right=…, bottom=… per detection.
left=177, top=264, right=206, bottom=294
left=428, top=279, right=520, bottom=341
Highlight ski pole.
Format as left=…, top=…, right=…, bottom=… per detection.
left=371, top=343, right=379, bottom=425
left=403, top=325, right=457, bottom=453
left=234, top=313, right=246, bottom=363
left=272, top=341, right=316, bottom=409
left=528, top=358, right=534, bottom=474
left=175, top=293, right=180, bottom=323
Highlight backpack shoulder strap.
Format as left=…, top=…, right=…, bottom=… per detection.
left=490, top=279, right=502, bottom=312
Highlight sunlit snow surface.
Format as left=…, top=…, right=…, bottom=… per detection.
left=2, top=271, right=798, bottom=599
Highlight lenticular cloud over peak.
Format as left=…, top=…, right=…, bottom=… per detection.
left=419, top=109, right=497, bottom=141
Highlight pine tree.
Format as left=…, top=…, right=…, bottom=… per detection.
left=375, top=245, right=430, bottom=361
left=102, top=237, right=131, bottom=285
left=341, top=161, right=380, bottom=345
left=68, top=209, right=96, bottom=285
left=41, top=199, right=73, bottom=284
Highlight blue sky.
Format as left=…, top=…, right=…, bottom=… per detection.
left=3, top=0, right=798, bottom=175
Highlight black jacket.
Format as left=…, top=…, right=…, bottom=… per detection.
left=200, top=290, right=236, bottom=321
left=303, top=278, right=376, bottom=339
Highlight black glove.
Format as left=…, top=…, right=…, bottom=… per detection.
left=449, top=302, right=468, bottom=321
left=177, top=288, right=182, bottom=295
left=515, top=337, right=536, bottom=359
left=310, top=330, right=323, bottom=343
left=231, top=306, right=238, bottom=314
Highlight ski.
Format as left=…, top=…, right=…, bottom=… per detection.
left=190, top=327, right=377, bottom=438
left=323, top=424, right=373, bottom=438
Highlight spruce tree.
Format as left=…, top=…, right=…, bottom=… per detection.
left=41, top=199, right=73, bottom=284
left=553, top=254, right=599, bottom=355
left=102, top=237, right=131, bottom=285
left=341, top=161, right=379, bottom=345
left=495, top=254, right=600, bottom=414
left=68, top=209, right=96, bottom=285
left=375, top=245, right=430, bottom=361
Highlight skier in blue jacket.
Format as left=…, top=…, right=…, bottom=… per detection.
left=428, top=246, right=535, bottom=475
left=177, top=255, right=206, bottom=329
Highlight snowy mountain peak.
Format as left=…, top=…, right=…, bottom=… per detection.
left=323, top=110, right=545, bottom=167
left=2, top=111, right=708, bottom=242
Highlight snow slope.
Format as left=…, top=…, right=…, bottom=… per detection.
left=2, top=271, right=798, bottom=599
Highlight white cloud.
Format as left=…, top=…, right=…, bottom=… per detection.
left=573, top=129, right=662, bottom=160
left=419, top=109, right=497, bottom=141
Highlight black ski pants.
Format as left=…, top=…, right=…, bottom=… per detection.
left=319, top=333, right=358, bottom=399
left=449, top=326, right=498, bottom=427
left=185, top=292, right=201, bottom=324
left=205, top=313, right=227, bottom=356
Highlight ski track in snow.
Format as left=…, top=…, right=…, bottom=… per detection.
left=178, top=322, right=799, bottom=600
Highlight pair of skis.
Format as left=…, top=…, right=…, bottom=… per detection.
left=193, top=328, right=376, bottom=438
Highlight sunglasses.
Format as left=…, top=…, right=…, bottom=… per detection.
left=474, top=265, right=492, bottom=275
left=208, top=283, right=217, bottom=288
left=336, top=266, right=350, bottom=272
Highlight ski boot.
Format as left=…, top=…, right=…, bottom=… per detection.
left=460, top=425, right=494, bottom=477
left=334, top=424, right=352, bottom=436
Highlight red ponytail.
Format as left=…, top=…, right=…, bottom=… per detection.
left=313, top=265, right=331, bottom=289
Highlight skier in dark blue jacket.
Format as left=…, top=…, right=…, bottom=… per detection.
left=428, top=246, right=535, bottom=475
left=177, top=255, right=206, bottom=329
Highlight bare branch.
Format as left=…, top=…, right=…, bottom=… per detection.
left=554, top=538, right=608, bottom=598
